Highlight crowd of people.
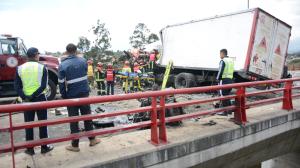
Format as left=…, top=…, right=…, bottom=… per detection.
left=86, top=49, right=159, bottom=95
left=13, top=43, right=161, bottom=155
left=14, top=43, right=233, bottom=156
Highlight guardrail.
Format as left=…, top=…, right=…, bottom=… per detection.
left=1, top=78, right=300, bottom=168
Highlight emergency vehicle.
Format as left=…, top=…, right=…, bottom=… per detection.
left=0, top=34, right=59, bottom=100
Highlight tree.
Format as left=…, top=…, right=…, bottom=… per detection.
left=129, top=23, right=159, bottom=49
left=129, top=23, right=150, bottom=49
left=90, top=19, right=111, bottom=61
left=147, top=33, right=159, bottom=44
left=85, top=47, right=98, bottom=61
left=77, top=36, right=90, bottom=53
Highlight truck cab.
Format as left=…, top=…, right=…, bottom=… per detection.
left=0, top=34, right=59, bottom=100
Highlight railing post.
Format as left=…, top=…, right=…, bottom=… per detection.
left=282, top=81, right=293, bottom=110
left=150, top=96, right=159, bottom=145
left=9, top=112, right=16, bottom=168
left=159, top=96, right=167, bottom=143
left=234, top=86, right=247, bottom=125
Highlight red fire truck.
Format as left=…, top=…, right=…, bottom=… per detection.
left=0, top=34, right=59, bottom=100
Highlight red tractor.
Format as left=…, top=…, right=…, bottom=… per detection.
left=0, top=34, right=59, bottom=100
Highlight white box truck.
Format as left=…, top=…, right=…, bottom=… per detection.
left=157, top=8, right=292, bottom=88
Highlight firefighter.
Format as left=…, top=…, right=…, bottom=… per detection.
left=121, top=60, right=132, bottom=93
left=154, top=49, right=160, bottom=61
left=14, top=47, right=54, bottom=155
left=138, top=61, right=147, bottom=88
left=148, top=51, right=156, bottom=73
left=133, top=62, right=143, bottom=92
left=105, top=63, right=115, bottom=95
left=94, top=62, right=106, bottom=95
left=133, top=62, right=143, bottom=91
left=138, top=60, right=146, bottom=74
left=216, top=49, right=234, bottom=116
left=87, top=59, right=94, bottom=89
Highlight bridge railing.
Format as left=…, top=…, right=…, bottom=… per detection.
left=1, top=78, right=300, bottom=168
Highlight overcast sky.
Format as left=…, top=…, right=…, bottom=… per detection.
left=0, top=0, right=299, bottom=53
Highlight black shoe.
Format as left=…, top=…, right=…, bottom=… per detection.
left=25, top=148, right=35, bottom=156
left=41, top=145, right=54, bottom=154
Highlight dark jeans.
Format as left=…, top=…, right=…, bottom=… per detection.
left=106, top=81, right=114, bottom=95
left=23, top=94, right=48, bottom=149
left=67, top=93, right=95, bottom=147
left=219, top=78, right=233, bottom=107
left=96, top=81, right=105, bottom=95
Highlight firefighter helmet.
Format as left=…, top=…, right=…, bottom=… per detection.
left=107, top=63, right=113, bottom=69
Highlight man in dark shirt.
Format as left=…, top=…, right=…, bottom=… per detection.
left=58, top=43, right=100, bottom=152
left=14, top=47, right=53, bottom=155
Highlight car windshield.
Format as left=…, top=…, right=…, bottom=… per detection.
left=0, top=39, right=17, bottom=55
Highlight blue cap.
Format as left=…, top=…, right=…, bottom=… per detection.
left=27, top=47, right=40, bottom=57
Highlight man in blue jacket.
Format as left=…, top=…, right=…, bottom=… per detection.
left=58, top=43, right=100, bottom=152
left=14, top=47, right=54, bottom=155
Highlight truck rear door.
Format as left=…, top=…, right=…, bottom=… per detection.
left=269, top=21, right=291, bottom=79
left=248, top=9, right=291, bottom=79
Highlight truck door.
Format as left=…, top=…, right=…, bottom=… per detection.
left=248, top=10, right=291, bottom=80
left=0, top=38, right=27, bottom=81
left=248, top=11, right=275, bottom=79
left=269, top=22, right=291, bottom=79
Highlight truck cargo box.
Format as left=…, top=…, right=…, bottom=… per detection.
left=159, top=8, right=291, bottom=80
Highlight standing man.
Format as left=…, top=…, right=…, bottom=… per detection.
left=148, top=51, right=156, bottom=73
left=121, top=60, right=132, bottom=93
left=58, top=43, right=100, bottom=152
left=87, top=59, right=94, bottom=89
left=133, top=62, right=142, bottom=92
left=216, top=49, right=234, bottom=116
left=14, top=47, right=54, bottom=155
left=95, top=62, right=106, bottom=95
left=105, top=63, right=115, bottom=95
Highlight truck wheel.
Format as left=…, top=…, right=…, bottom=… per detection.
left=175, top=73, right=195, bottom=88
left=46, top=79, right=57, bottom=100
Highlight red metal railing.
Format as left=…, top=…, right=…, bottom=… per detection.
left=1, top=78, right=300, bottom=168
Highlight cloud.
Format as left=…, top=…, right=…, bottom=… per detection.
left=0, top=0, right=19, bottom=11
left=0, top=0, right=299, bottom=53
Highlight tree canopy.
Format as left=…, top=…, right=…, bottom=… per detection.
left=77, top=36, right=90, bottom=53
left=129, top=23, right=159, bottom=50
left=77, top=19, right=112, bottom=62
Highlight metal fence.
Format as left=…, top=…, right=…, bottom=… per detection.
left=1, top=78, right=300, bottom=168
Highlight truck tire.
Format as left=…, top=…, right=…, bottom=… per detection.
left=175, top=73, right=195, bottom=88
left=46, top=79, right=57, bottom=100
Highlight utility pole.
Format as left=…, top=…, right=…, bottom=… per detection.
left=247, top=0, right=250, bottom=9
